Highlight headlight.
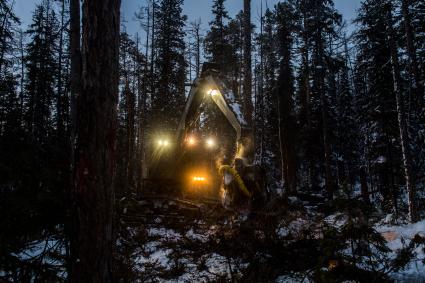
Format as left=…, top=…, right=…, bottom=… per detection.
left=206, top=138, right=215, bottom=148
left=186, top=136, right=196, bottom=146
left=208, top=89, right=219, bottom=96
left=157, top=139, right=169, bottom=147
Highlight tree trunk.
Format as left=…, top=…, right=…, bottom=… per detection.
left=360, top=167, right=369, bottom=203
left=57, top=0, right=65, bottom=140
left=150, top=0, right=156, bottom=101
left=196, top=23, right=201, bottom=78
left=126, top=83, right=135, bottom=189
left=257, top=0, right=264, bottom=163
left=386, top=5, right=418, bottom=223
left=0, top=3, right=10, bottom=76
left=243, top=0, right=253, bottom=126
left=316, top=26, right=334, bottom=200
left=136, top=36, right=146, bottom=194
left=70, top=0, right=121, bottom=282
left=19, top=29, right=25, bottom=122
left=301, top=14, right=311, bottom=128
left=70, top=0, right=81, bottom=159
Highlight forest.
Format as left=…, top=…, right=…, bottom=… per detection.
left=0, top=0, right=425, bottom=282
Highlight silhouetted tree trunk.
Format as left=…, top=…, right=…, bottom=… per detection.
left=136, top=36, right=146, bottom=194
left=70, top=0, right=80, bottom=159
left=70, top=0, right=121, bottom=281
left=56, top=0, right=65, bottom=140
left=19, top=29, right=25, bottom=121
left=150, top=0, right=156, bottom=100
left=316, top=27, right=334, bottom=200
left=189, top=19, right=202, bottom=78
left=386, top=5, right=418, bottom=223
left=125, top=82, right=135, bottom=188
left=316, top=26, right=334, bottom=200
left=243, top=0, right=253, bottom=126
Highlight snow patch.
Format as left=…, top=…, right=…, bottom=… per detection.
left=148, top=227, right=182, bottom=241
left=324, top=213, right=349, bottom=229
left=375, top=220, right=425, bottom=281
left=276, top=273, right=312, bottom=282
left=185, top=228, right=209, bottom=242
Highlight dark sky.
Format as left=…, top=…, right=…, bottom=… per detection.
left=15, top=0, right=361, bottom=36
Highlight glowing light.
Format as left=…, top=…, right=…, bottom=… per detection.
left=157, top=139, right=169, bottom=147
left=187, top=136, right=196, bottom=146
left=193, top=176, right=206, bottom=182
left=206, top=138, right=215, bottom=148
left=208, top=89, right=219, bottom=96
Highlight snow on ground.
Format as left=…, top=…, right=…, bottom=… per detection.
left=375, top=219, right=425, bottom=281
left=135, top=246, right=174, bottom=271
left=185, top=228, right=208, bottom=242
left=11, top=239, right=59, bottom=261
left=166, top=253, right=243, bottom=283
left=323, top=213, right=349, bottom=229
left=132, top=224, right=247, bottom=282
left=322, top=213, right=425, bottom=280
left=276, top=217, right=315, bottom=239
left=148, top=227, right=182, bottom=241
left=275, top=273, right=312, bottom=283
left=122, top=198, right=425, bottom=282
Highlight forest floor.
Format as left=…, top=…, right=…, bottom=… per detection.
left=115, top=194, right=425, bottom=283
left=1, top=191, right=424, bottom=282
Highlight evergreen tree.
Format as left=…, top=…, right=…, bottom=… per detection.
left=0, top=0, right=20, bottom=135
left=334, top=39, right=360, bottom=191
left=152, top=0, right=186, bottom=131
left=292, top=0, right=342, bottom=197
left=225, top=12, right=244, bottom=97
left=204, top=0, right=230, bottom=75
left=354, top=0, right=402, bottom=211
left=404, top=0, right=425, bottom=207
left=0, top=0, right=20, bottom=75
left=117, top=32, right=146, bottom=192
left=25, top=1, right=59, bottom=143
left=274, top=1, right=298, bottom=194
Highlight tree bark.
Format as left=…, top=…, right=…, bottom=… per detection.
left=386, top=5, right=418, bottom=223
left=243, top=0, right=253, bottom=126
left=70, top=0, right=121, bottom=281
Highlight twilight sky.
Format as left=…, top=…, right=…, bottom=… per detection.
left=15, top=0, right=362, bottom=37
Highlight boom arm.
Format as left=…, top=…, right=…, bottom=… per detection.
left=176, top=73, right=244, bottom=146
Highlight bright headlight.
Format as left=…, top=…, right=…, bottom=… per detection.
left=208, top=89, right=219, bottom=96
left=187, top=136, right=196, bottom=146
left=157, top=139, right=169, bottom=147
left=206, top=138, right=215, bottom=148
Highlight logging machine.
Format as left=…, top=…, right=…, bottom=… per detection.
left=145, top=63, right=268, bottom=210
